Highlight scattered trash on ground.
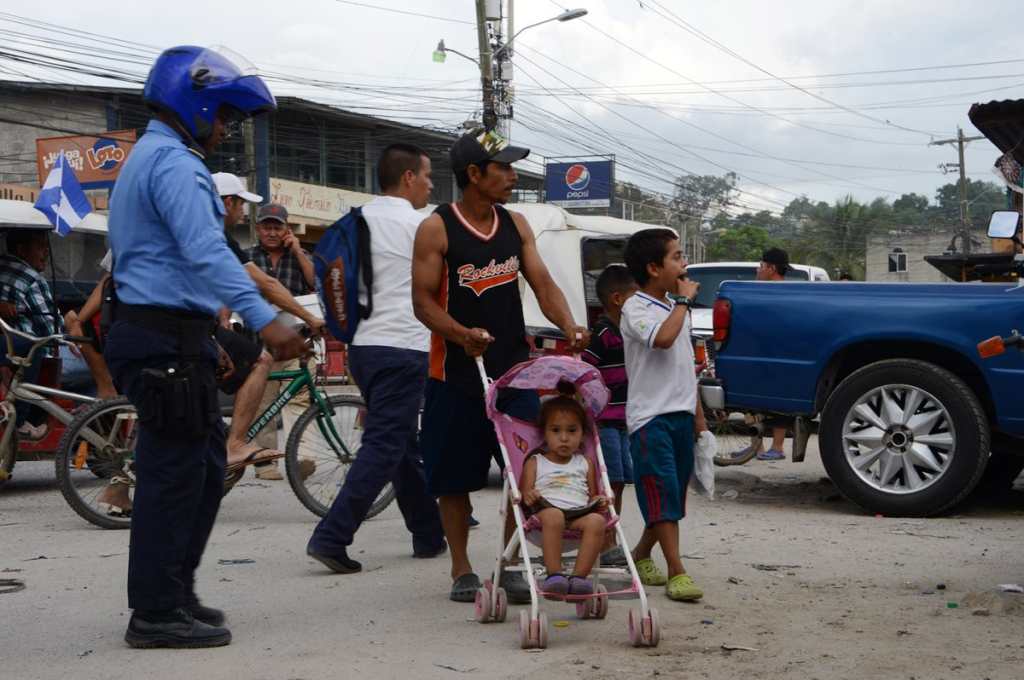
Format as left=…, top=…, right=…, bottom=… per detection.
left=751, top=563, right=802, bottom=572
left=0, top=578, right=25, bottom=594
left=936, top=583, right=946, bottom=590
left=218, top=558, right=255, bottom=565
left=946, top=602, right=959, bottom=609
left=721, top=644, right=759, bottom=652
left=433, top=663, right=477, bottom=673
left=553, top=620, right=570, bottom=628
left=728, top=577, right=743, bottom=585
left=722, top=489, right=739, bottom=500
left=998, top=584, right=1024, bottom=593
left=972, top=608, right=991, bottom=616
left=701, top=619, right=714, bottom=625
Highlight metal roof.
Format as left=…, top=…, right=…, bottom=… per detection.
left=968, top=99, right=1024, bottom=163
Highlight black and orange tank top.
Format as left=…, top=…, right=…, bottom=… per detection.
left=430, top=202, right=530, bottom=396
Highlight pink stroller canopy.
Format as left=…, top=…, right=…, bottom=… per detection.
left=485, top=355, right=610, bottom=422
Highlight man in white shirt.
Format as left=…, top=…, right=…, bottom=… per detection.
left=307, top=144, right=445, bottom=573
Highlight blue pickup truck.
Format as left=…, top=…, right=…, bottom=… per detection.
left=701, top=279, right=1024, bottom=516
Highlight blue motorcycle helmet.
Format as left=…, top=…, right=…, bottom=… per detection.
left=143, top=45, right=276, bottom=144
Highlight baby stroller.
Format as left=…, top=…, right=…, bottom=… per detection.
left=474, top=355, right=660, bottom=649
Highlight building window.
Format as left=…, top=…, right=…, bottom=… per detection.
left=888, top=247, right=907, bottom=273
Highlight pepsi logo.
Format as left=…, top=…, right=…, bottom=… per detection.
left=564, top=163, right=590, bottom=191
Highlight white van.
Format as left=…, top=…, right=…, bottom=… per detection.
left=686, top=261, right=831, bottom=339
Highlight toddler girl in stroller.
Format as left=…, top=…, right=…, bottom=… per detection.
left=520, top=393, right=609, bottom=599
left=474, top=354, right=659, bottom=649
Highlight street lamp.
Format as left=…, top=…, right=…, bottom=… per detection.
left=492, top=8, right=587, bottom=59
left=432, top=39, right=479, bottom=65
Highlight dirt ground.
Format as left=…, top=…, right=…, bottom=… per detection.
left=3, top=438, right=1023, bottom=680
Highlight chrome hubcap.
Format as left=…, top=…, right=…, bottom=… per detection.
left=841, top=384, right=955, bottom=495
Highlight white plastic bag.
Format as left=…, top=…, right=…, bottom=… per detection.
left=690, top=430, right=716, bottom=499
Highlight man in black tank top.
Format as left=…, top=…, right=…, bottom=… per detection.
left=412, top=128, right=590, bottom=603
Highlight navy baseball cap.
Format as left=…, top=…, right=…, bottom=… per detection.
left=450, top=128, right=530, bottom=172
left=257, top=203, right=289, bottom=224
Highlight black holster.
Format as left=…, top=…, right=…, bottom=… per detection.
left=117, top=304, right=220, bottom=439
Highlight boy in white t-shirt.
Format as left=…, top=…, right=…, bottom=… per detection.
left=620, top=228, right=704, bottom=602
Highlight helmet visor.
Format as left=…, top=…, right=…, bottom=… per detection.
left=189, top=46, right=260, bottom=87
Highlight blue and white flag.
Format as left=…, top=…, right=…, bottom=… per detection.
left=33, top=151, right=92, bottom=236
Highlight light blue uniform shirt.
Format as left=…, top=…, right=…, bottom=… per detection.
left=108, top=119, right=276, bottom=331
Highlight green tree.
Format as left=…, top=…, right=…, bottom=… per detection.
left=707, top=225, right=776, bottom=262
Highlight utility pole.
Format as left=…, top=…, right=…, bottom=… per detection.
left=931, top=127, right=984, bottom=254
left=243, top=118, right=257, bottom=245
left=475, top=0, right=497, bottom=131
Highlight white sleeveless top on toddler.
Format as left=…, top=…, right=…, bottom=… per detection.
left=533, top=453, right=590, bottom=510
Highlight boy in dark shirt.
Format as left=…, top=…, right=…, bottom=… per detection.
left=583, top=265, right=639, bottom=567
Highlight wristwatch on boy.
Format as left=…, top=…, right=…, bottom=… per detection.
left=669, top=293, right=692, bottom=307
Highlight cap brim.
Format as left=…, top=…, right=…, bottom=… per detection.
left=237, top=191, right=263, bottom=203
left=490, top=145, right=530, bottom=164
left=258, top=215, right=288, bottom=224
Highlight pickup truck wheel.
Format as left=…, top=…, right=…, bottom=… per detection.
left=820, top=359, right=989, bottom=517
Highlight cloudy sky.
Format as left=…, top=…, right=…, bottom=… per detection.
left=2, top=0, right=1020, bottom=214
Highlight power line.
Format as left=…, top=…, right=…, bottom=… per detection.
left=331, top=0, right=474, bottom=25
left=641, top=0, right=938, bottom=139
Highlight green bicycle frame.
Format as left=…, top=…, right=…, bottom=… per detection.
left=245, top=365, right=352, bottom=461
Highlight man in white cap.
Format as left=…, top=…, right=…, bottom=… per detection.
left=212, top=172, right=324, bottom=474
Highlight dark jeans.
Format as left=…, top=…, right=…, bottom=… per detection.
left=309, top=345, right=443, bottom=554
left=105, top=320, right=224, bottom=612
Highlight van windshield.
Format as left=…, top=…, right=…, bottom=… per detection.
left=580, top=236, right=629, bottom=307
left=687, top=265, right=809, bottom=308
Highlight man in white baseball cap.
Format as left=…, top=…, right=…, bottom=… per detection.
left=210, top=173, right=324, bottom=479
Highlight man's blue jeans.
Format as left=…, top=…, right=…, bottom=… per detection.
left=309, top=345, right=444, bottom=555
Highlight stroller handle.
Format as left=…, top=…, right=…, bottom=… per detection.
left=476, top=356, right=522, bottom=504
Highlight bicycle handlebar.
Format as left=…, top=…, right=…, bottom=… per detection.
left=0, top=315, right=95, bottom=366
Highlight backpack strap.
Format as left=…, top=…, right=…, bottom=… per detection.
left=354, top=207, right=374, bottom=320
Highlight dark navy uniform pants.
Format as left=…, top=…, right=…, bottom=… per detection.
left=309, top=345, right=443, bottom=555
left=105, top=320, right=224, bottom=612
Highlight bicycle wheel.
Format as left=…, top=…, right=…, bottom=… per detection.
left=55, top=397, right=138, bottom=530
left=709, top=410, right=763, bottom=467
left=0, top=401, right=16, bottom=486
left=285, top=394, right=396, bottom=519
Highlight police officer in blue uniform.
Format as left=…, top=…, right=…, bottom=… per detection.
left=105, top=46, right=308, bottom=649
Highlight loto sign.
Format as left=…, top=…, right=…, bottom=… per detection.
left=36, top=130, right=137, bottom=190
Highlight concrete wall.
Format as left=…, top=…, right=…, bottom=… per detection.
left=0, top=91, right=108, bottom=185
left=865, top=231, right=986, bottom=283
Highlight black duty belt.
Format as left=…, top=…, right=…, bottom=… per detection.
left=116, top=304, right=216, bottom=361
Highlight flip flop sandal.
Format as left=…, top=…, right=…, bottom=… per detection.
left=98, top=502, right=132, bottom=518
left=225, top=447, right=285, bottom=473
left=449, top=573, right=482, bottom=603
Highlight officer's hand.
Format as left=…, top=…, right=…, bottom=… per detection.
left=260, top=320, right=311, bottom=361
left=460, top=327, right=494, bottom=358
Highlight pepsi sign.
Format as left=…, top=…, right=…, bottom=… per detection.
left=545, top=160, right=613, bottom=208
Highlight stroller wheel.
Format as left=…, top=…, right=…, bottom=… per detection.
left=536, top=612, right=549, bottom=649
left=646, top=608, right=661, bottom=647
left=518, top=610, right=531, bottom=649
left=594, top=584, right=609, bottom=619
left=628, top=609, right=642, bottom=647
left=494, top=587, right=508, bottom=623
left=474, top=587, right=492, bottom=623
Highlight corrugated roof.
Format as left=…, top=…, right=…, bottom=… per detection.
left=969, top=99, right=1024, bottom=163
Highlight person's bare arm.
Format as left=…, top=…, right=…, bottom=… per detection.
left=651, top=279, right=699, bottom=349
left=510, top=211, right=590, bottom=352
left=244, top=262, right=325, bottom=335
left=586, top=457, right=608, bottom=509
left=284, top=230, right=317, bottom=291
left=76, top=273, right=110, bottom=323
left=411, top=214, right=492, bottom=356
left=519, top=456, right=540, bottom=506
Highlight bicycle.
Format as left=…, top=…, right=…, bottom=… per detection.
left=56, top=340, right=396, bottom=529
left=0, top=317, right=107, bottom=486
